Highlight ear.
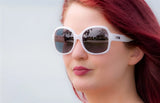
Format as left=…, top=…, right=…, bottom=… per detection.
left=128, top=47, right=144, bottom=65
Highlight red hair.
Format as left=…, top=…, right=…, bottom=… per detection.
left=61, top=0, right=160, bottom=103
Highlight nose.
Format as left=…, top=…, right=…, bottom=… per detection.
left=71, top=40, right=88, bottom=60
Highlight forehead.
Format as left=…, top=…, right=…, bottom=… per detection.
left=63, top=2, right=121, bottom=35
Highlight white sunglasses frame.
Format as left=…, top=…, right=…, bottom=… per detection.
left=53, top=25, right=133, bottom=55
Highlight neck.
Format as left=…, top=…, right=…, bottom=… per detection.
left=84, top=67, right=143, bottom=103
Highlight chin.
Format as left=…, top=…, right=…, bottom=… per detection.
left=71, top=78, right=96, bottom=92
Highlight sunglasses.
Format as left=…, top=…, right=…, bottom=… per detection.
left=53, top=26, right=133, bottom=55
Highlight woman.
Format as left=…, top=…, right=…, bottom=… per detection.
left=53, top=0, right=160, bottom=103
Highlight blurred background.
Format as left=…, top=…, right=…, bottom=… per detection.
left=0, top=0, right=159, bottom=103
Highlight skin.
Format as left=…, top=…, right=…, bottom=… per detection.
left=63, top=2, right=144, bottom=103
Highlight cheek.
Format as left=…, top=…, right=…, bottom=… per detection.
left=63, top=55, right=74, bottom=78
left=63, top=56, right=68, bottom=67
left=90, top=43, right=130, bottom=85
left=93, top=43, right=129, bottom=69
left=63, top=55, right=72, bottom=70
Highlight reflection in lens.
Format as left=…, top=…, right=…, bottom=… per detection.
left=55, top=28, right=74, bottom=53
left=83, top=28, right=108, bottom=53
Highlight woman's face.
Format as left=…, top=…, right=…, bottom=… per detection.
left=63, top=2, right=134, bottom=92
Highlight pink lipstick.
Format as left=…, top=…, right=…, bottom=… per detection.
left=73, top=66, right=91, bottom=76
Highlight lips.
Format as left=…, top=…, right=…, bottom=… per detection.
left=73, top=66, right=91, bottom=76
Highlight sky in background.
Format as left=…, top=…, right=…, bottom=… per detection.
left=0, top=0, right=159, bottom=103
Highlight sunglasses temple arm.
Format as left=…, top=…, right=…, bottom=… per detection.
left=111, top=33, right=133, bottom=42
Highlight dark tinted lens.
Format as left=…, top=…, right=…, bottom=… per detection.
left=54, top=28, right=74, bottom=53
left=83, top=28, right=108, bottom=53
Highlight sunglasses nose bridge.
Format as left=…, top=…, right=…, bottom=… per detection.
left=74, top=34, right=82, bottom=43
left=73, top=34, right=84, bottom=51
